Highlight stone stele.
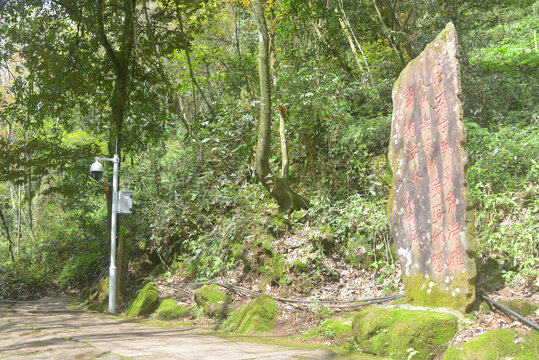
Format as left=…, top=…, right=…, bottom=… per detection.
left=388, top=22, right=476, bottom=312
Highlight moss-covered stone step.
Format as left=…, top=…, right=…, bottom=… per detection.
left=84, top=277, right=109, bottom=312
left=352, top=307, right=459, bottom=360
left=153, top=298, right=189, bottom=320
left=443, top=328, right=539, bottom=360
left=194, top=284, right=231, bottom=318
left=125, top=282, right=159, bottom=318
left=223, top=295, right=277, bottom=334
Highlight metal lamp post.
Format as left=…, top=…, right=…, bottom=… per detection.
left=90, top=154, right=120, bottom=314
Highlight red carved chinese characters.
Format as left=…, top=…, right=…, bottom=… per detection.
left=443, top=167, right=452, bottom=188
left=404, top=121, right=417, bottom=139
left=428, top=157, right=438, bottom=174
left=432, top=252, right=445, bottom=273
left=408, top=144, right=419, bottom=163
left=432, top=224, right=444, bottom=243
left=420, top=117, right=432, bottom=133
left=433, top=63, right=444, bottom=85
left=403, top=196, right=415, bottom=211
left=404, top=87, right=414, bottom=109
left=447, top=221, right=462, bottom=243
left=424, top=138, right=435, bottom=153
left=429, top=178, right=442, bottom=198
left=441, top=139, right=452, bottom=155
left=445, top=191, right=456, bottom=214
left=434, top=91, right=448, bottom=114
left=449, top=249, right=465, bottom=267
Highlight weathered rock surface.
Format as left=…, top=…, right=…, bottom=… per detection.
left=388, top=22, right=476, bottom=311
left=443, top=328, right=539, bottom=360
left=223, top=295, right=277, bottom=334
left=125, top=282, right=159, bottom=318
left=194, top=284, right=231, bottom=318
left=352, top=307, right=458, bottom=360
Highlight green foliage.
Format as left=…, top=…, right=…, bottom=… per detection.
left=466, top=124, right=538, bottom=192
left=0, top=262, right=51, bottom=300
left=305, top=195, right=393, bottom=269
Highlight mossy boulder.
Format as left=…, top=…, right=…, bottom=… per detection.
left=84, top=277, right=109, bottom=312
left=125, top=282, right=159, bottom=318
left=153, top=298, right=189, bottom=320
left=223, top=295, right=277, bottom=334
left=352, top=307, right=459, bottom=360
left=498, top=299, right=538, bottom=317
left=308, top=312, right=359, bottom=341
left=194, top=284, right=231, bottom=318
left=443, top=328, right=539, bottom=360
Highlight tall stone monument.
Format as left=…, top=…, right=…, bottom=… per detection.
left=388, top=23, right=476, bottom=312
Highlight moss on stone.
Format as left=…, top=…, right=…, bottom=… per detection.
left=317, top=312, right=358, bottom=340
left=443, top=328, right=539, bottom=360
left=84, top=277, right=109, bottom=312
left=403, top=273, right=475, bottom=312
left=223, top=295, right=277, bottom=334
left=153, top=298, right=189, bottom=320
left=194, top=284, right=231, bottom=318
left=352, top=307, right=459, bottom=360
left=125, top=282, right=159, bottom=318
left=498, top=299, right=538, bottom=317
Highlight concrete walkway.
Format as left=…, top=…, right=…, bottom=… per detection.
left=0, top=297, right=335, bottom=359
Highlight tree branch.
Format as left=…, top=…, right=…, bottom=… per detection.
left=175, top=7, right=216, bottom=119
left=97, top=0, right=121, bottom=73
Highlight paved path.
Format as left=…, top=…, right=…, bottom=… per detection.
left=0, top=297, right=335, bottom=359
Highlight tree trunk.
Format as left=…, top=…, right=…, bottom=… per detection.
left=336, top=1, right=373, bottom=84
left=252, top=0, right=308, bottom=212
left=0, top=206, right=15, bottom=262
left=371, top=0, right=406, bottom=67
left=98, top=0, right=136, bottom=307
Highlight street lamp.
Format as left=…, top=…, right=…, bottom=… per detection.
left=91, top=153, right=133, bottom=314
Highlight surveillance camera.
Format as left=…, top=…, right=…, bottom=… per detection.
left=90, top=160, right=104, bottom=180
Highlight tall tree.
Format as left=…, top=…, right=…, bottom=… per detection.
left=252, top=0, right=308, bottom=212
left=0, top=0, right=216, bottom=304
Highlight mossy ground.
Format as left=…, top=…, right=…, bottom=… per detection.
left=125, top=282, right=159, bottom=318
left=194, top=284, right=231, bottom=318
left=443, top=328, right=539, bottom=360
left=352, top=307, right=459, bottom=360
left=153, top=298, right=189, bottom=320
left=222, top=295, right=277, bottom=334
